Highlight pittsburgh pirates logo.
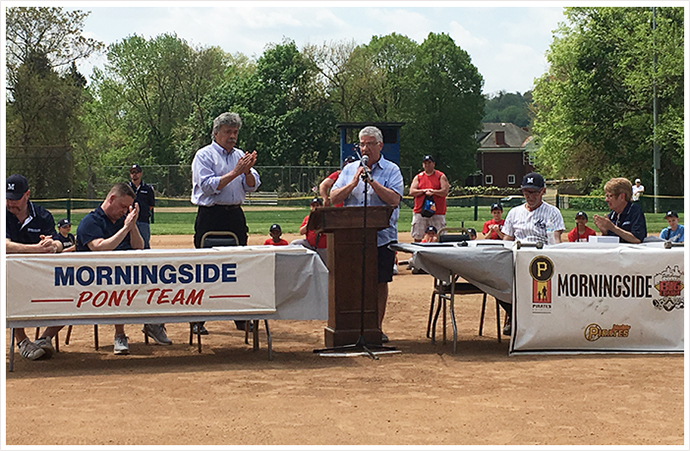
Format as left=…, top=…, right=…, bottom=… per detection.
left=530, top=256, right=554, bottom=306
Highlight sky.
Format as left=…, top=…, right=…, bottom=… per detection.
left=61, top=1, right=567, bottom=96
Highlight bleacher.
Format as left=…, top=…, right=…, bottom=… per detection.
left=243, top=191, right=279, bottom=206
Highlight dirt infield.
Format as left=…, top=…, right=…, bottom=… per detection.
left=5, top=235, right=685, bottom=446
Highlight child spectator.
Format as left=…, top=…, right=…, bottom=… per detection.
left=52, top=218, right=76, bottom=252
left=482, top=203, right=505, bottom=239
left=660, top=210, right=684, bottom=243
left=567, top=211, right=597, bottom=242
left=421, top=225, right=438, bottom=243
left=291, top=197, right=327, bottom=262
left=264, top=223, right=288, bottom=246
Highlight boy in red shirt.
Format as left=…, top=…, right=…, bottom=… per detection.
left=568, top=211, right=596, bottom=242
left=482, top=203, right=505, bottom=239
left=264, top=223, right=288, bottom=246
left=421, top=225, right=438, bottom=243
left=291, top=198, right=327, bottom=262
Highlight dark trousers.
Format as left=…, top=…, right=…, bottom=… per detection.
left=192, top=204, right=249, bottom=331
left=194, top=205, right=248, bottom=248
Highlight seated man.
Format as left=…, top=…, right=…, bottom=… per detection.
left=593, top=177, right=647, bottom=244
left=6, top=174, right=64, bottom=361
left=76, top=183, right=171, bottom=354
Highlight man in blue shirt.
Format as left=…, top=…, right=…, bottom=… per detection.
left=660, top=210, right=684, bottom=243
left=190, top=112, right=261, bottom=334
left=128, top=164, right=155, bottom=249
left=6, top=174, right=64, bottom=361
left=77, top=183, right=163, bottom=354
left=593, top=177, right=647, bottom=244
left=331, top=126, right=404, bottom=343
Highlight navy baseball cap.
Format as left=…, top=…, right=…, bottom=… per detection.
left=311, top=197, right=323, bottom=205
left=664, top=210, right=678, bottom=218
left=521, top=172, right=545, bottom=190
left=57, top=218, right=71, bottom=228
left=490, top=203, right=503, bottom=211
left=425, top=226, right=438, bottom=234
left=575, top=211, right=588, bottom=220
left=129, top=164, right=142, bottom=173
left=422, top=155, right=435, bottom=163
left=269, top=223, right=281, bottom=232
left=6, top=174, right=29, bottom=200
left=343, top=155, right=358, bottom=165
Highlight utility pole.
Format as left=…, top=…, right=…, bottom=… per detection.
left=652, top=7, right=660, bottom=213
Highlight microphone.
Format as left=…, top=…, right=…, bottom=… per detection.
left=360, top=155, right=369, bottom=167
left=360, top=155, right=371, bottom=181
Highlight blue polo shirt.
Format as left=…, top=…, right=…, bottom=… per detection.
left=76, top=206, right=133, bottom=252
left=606, top=201, right=647, bottom=244
left=6, top=201, right=57, bottom=244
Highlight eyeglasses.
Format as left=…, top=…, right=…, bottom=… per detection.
left=359, top=141, right=379, bottom=148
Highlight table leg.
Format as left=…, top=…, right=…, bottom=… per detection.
left=9, top=329, right=16, bottom=372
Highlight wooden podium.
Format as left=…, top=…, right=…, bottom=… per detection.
left=309, top=206, right=393, bottom=347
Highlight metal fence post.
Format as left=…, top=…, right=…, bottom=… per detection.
left=474, top=195, right=478, bottom=221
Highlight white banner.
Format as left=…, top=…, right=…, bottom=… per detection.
left=6, top=248, right=277, bottom=321
left=510, top=243, right=684, bottom=354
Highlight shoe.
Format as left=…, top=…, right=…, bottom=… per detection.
left=503, top=320, right=512, bottom=336
left=411, top=267, right=427, bottom=275
left=235, top=320, right=253, bottom=332
left=114, top=334, right=130, bottom=355
left=191, top=322, right=209, bottom=335
left=17, top=338, right=45, bottom=361
left=142, top=324, right=172, bottom=345
left=393, top=264, right=399, bottom=275
left=34, top=337, right=56, bottom=360
left=381, top=332, right=390, bottom=343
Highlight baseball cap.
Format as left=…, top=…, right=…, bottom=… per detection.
left=310, top=197, right=323, bottom=205
left=422, top=155, right=435, bottom=163
left=129, top=164, right=142, bottom=173
left=425, top=225, right=437, bottom=234
left=57, top=218, right=71, bottom=228
left=575, top=211, right=588, bottom=220
left=6, top=174, right=29, bottom=200
left=521, top=172, right=545, bottom=190
left=269, top=223, right=281, bottom=232
left=490, top=203, right=503, bottom=211
left=635, top=178, right=641, bottom=183
left=664, top=210, right=678, bottom=219
left=343, top=155, right=358, bottom=165
left=467, top=227, right=477, bottom=236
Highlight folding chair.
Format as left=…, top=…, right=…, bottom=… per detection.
left=193, top=231, right=272, bottom=359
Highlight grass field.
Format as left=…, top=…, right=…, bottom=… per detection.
left=60, top=205, right=679, bottom=237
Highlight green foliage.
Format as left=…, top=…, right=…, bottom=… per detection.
left=532, top=6, right=684, bottom=195
left=483, top=91, right=532, bottom=128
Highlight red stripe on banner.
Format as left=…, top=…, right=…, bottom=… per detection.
left=208, top=295, right=251, bottom=299
left=31, top=299, right=74, bottom=303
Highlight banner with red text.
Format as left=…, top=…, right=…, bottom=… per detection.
left=510, top=243, right=684, bottom=354
left=6, top=248, right=277, bottom=321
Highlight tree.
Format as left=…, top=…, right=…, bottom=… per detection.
left=406, top=32, right=485, bottom=183
left=5, top=7, right=101, bottom=198
left=483, top=91, right=532, bottom=128
left=532, top=7, right=684, bottom=194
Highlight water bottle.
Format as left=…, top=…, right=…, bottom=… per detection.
left=546, top=219, right=556, bottom=245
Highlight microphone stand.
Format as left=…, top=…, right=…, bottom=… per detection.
left=314, top=161, right=397, bottom=360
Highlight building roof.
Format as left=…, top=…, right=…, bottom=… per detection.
left=477, top=122, right=531, bottom=149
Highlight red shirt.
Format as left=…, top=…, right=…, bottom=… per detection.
left=413, top=170, right=447, bottom=215
left=567, top=226, right=596, bottom=242
left=264, top=238, right=288, bottom=246
left=326, top=170, right=344, bottom=207
left=301, top=215, right=327, bottom=248
left=482, top=218, right=505, bottom=240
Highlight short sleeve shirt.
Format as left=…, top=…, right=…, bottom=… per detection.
left=502, top=202, right=565, bottom=245
left=6, top=202, right=57, bottom=244
left=660, top=224, right=684, bottom=243
left=52, top=232, right=76, bottom=249
left=129, top=181, right=155, bottom=223
left=76, top=206, right=133, bottom=252
left=332, top=155, right=404, bottom=247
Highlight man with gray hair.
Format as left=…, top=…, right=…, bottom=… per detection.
left=190, top=112, right=261, bottom=335
left=330, top=126, right=404, bottom=343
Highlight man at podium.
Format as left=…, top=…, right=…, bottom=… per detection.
left=330, top=126, right=404, bottom=343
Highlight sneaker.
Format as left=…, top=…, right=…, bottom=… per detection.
left=411, top=267, right=427, bottom=275
left=393, top=264, right=399, bottom=275
left=142, top=324, right=172, bottom=345
left=114, top=334, right=130, bottom=355
left=381, top=332, right=390, bottom=343
left=17, top=338, right=45, bottom=361
left=191, top=322, right=209, bottom=335
left=503, top=320, right=512, bottom=336
left=34, top=337, right=56, bottom=359
left=235, top=320, right=253, bottom=332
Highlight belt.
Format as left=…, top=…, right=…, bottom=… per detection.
left=202, top=204, right=241, bottom=210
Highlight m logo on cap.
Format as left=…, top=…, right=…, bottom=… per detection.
left=8, top=183, right=15, bottom=190
left=527, top=177, right=533, bottom=184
